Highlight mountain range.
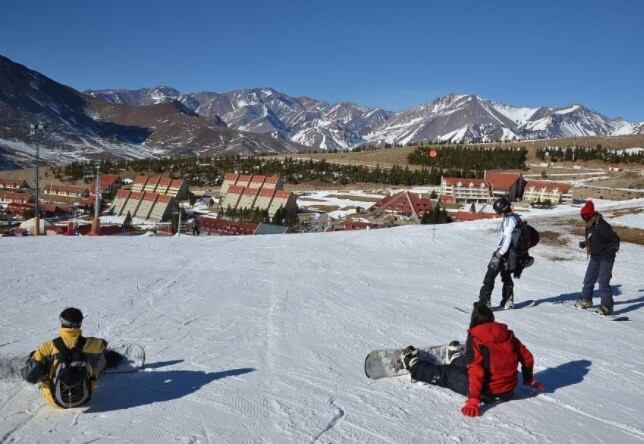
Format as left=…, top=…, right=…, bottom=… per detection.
left=1, top=53, right=642, bottom=169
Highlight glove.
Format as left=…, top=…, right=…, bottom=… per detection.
left=578, top=241, right=587, bottom=249
left=525, top=379, right=545, bottom=392
left=461, top=398, right=480, bottom=417
left=488, top=252, right=502, bottom=270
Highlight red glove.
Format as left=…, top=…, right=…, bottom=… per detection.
left=525, top=379, right=545, bottom=392
left=461, top=398, right=480, bottom=417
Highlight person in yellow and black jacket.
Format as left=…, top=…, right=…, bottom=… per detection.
left=21, top=307, right=107, bottom=408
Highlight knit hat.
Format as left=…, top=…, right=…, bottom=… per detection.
left=580, top=200, right=596, bottom=220
left=59, top=307, right=83, bottom=328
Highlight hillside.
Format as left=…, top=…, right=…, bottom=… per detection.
left=0, top=55, right=310, bottom=170
left=1, top=200, right=643, bottom=443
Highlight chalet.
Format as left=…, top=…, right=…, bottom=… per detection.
left=42, top=184, right=90, bottom=199
left=120, top=191, right=144, bottom=218
left=148, top=194, right=176, bottom=222
left=7, top=202, right=36, bottom=218
left=484, top=171, right=525, bottom=201
left=112, top=189, right=132, bottom=216
left=268, top=190, right=297, bottom=218
left=221, top=173, right=284, bottom=195
left=131, top=175, right=188, bottom=200
left=369, top=191, right=433, bottom=222
left=344, top=220, right=379, bottom=230
left=440, top=177, right=491, bottom=203
left=89, top=174, right=122, bottom=196
left=0, top=178, right=29, bottom=191
left=453, top=211, right=499, bottom=222
left=0, top=191, right=35, bottom=205
left=523, top=181, right=573, bottom=204
left=196, top=216, right=259, bottom=236
left=135, top=192, right=159, bottom=220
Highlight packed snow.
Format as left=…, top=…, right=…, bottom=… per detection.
left=1, top=199, right=643, bottom=443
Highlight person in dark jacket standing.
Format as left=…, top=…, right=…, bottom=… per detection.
left=401, top=302, right=543, bottom=417
left=575, top=200, right=620, bottom=315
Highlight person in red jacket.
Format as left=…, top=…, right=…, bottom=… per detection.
left=401, top=302, right=544, bottom=417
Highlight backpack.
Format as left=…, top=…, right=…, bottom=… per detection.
left=50, top=337, right=91, bottom=408
left=512, top=215, right=540, bottom=254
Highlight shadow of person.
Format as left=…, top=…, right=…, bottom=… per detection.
left=86, top=367, right=255, bottom=413
left=535, top=359, right=591, bottom=394
left=483, top=359, right=592, bottom=411
left=532, top=285, right=622, bottom=307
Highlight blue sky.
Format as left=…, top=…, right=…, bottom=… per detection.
left=1, top=0, right=643, bottom=120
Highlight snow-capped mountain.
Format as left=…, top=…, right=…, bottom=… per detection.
left=364, top=94, right=637, bottom=145
left=0, top=55, right=310, bottom=169
left=88, top=87, right=395, bottom=150
left=90, top=87, right=642, bottom=148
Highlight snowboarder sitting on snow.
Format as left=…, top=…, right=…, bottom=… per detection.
left=21, top=307, right=109, bottom=408
left=479, top=197, right=533, bottom=309
left=575, top=200, right=620, bottom=315
left=401, top=302, right=543, bottom=417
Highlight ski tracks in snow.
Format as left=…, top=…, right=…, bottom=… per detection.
left=312, top=398, right=345, bottom=443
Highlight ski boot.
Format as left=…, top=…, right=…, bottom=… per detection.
left=575, top=298, right=593, bottom=309
left=596, top=305, right=613, bottom=316
left=401, top=346, right=419, bottom=371
left=447, top=340, right=462, bottom=364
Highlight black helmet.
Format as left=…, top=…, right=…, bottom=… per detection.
left=59, top=307, right=83, bottom=328
left=492, top=197, right=511, bottom=214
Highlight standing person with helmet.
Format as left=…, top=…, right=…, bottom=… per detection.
left=21, top=307, right=109, bottom=408
left=575, top=200, right=620, bottom=315
left=479, top=197, right=525, bottom=309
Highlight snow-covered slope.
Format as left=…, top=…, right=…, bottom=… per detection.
left=1, top=199, right=643, bottom=443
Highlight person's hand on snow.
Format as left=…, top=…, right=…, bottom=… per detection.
left=525, top=379, right=545, bottom=392
left=461, top=398, right=480, bottom=417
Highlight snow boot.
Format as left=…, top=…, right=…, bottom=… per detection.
left=575, top=298, right=593, bottom=309
left=401, top=346, right=419, bottom=371
left=447, top=341, right=462, bottom=364
left=501, top=295, right=514, bottom=310
left=596, top=305, right=614, bottom=316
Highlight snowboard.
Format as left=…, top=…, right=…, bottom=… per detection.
left=365, top=343, right=463, bottom=380
left=0, top=342, right=145, bottom=382
left=568, top=304, right=629, bottom=321
left=453, top=299, right=535, bottom=314
left=103, top=342, right=146, bottom=374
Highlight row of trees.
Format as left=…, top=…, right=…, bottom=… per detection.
left=57, top=157, right=461, bottom=187
left=536, top=146, right=644, bottom=163
left=407, top=145, right=527, bottom=170
left=220, top=205, right=298, bottom=226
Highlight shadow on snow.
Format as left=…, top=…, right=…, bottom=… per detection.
left=86, top=364, right=256, bottom=413
left=484, top=359, right=592, bottom=412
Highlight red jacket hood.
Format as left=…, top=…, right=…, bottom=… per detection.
left=468, top=321, right=512, bottom=344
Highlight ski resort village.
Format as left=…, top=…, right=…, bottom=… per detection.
left=2, top=4, right=644, bottom=442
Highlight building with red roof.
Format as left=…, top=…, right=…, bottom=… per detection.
left=196, top=216, right=259, bottom=236
left=0, top=190, right=35, bottom=204
left=523, top=180, right=573, bottom=204
left=440, top=177, right=491, bottom=203
left=453, top=211, right=500, bottom=222
left=0, top=178, right=30, bottom=190
left=219, top=172, right=293, bottom=217
left=369, top=191, right=433, bottom=222
left=484, top=171, right=526, bottom=201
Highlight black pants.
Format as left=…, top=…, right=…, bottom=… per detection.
left=409, top=356, right=468, bottom=397
left=410, top=357, right=513, bottom=403
left=479, top=259, right=513, bottom=306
